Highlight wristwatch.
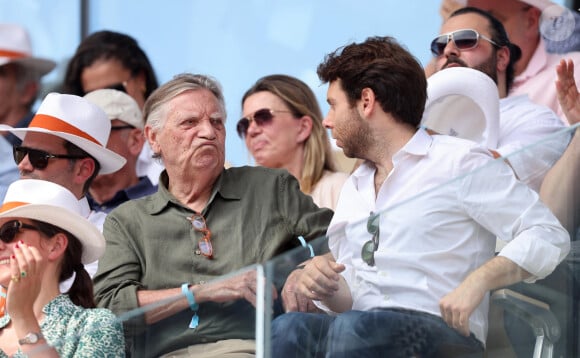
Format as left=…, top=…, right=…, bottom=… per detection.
left=18, top=332, right=43, bottom=345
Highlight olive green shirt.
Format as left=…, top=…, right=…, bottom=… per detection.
left=93, top=166, right=333, bottom=357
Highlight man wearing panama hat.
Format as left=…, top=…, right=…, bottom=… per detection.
left=0, top=24, right=56, bottom=203
left=0, top=92, right=126, bottom=294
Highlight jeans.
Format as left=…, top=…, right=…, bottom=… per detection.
left=271, top=309, right=483, bottom=358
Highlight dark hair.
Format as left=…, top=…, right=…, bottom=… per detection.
left=62, top=30, right=159, bottom=97
left=63, top=141, right=101, bottom=194
left=241, top=74, right=337, bottom=193
left=32, top=220, right=96, bottom=308
left=450, top=7, right=522, bottom=92
left=317, top=36, right=426, bottom=128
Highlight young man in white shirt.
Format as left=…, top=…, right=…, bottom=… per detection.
left=273, top=36, right=570, bottom=357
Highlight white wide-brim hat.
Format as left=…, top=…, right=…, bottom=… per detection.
left=0, top=24, right=56, bottom=76
left=0, top=179, right=105, bottom=264
left=421, top=67, right=500, bottom=149
left=0, top=93, right=126, bottom=174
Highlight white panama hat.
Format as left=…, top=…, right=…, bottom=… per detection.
left=0, top=179, right=105, bottom=264
left=0, top=23, right=56, bottom=75
left=0, top=93, right=126, bottom=174
left=422, top=67, right=500, bottom=149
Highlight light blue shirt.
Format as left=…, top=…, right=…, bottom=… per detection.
left=0, top=137, right=19, bottom=202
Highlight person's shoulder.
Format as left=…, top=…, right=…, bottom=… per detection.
left=317, top=170, right=350, bottom=187
left=430, top=134, right=494, bottom=165
left=224, top=165, right=294, bottom=181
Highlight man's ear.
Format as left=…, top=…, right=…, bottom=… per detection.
left=75, top=157, right=97, bottom=185
left=127, top=129, right=146, bottom=156
left=296, top=115, right=313, bottom=144
left=46, top=232, right=68, bottom=262
left=359, top=87, right=376, bottom=118
left=496, top=46, right=510, bottom=73
left=144, top=125, right=161, bottom=156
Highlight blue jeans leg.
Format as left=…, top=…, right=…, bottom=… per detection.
left=271, top=312, right=334, bottom=358
left=326, top=309, right=483, bottom=358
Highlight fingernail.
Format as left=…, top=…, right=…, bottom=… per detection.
left=15, top=244, right=19, bottom=249
left=18, top=240, right=23, bottom=244
left=11, top=255, right=15, bottom=259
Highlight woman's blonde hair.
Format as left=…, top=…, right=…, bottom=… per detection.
left=242, top=74, right=337, bottom=193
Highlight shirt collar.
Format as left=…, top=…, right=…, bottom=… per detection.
left=514, top=38, right=547, bottom=83
left=352, top=128, right=432, bottom=179
left=148, top=168, right=241, bottom=215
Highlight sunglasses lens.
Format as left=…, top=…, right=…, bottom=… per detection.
left=430, top=36, right=448, bottom=56
left=367, top=213, right=380, bottom=235
left=454, top=30, right=478, bottom=50
left=13, top=147, right=50, bottom=169
left=361, top=240, right=376, bottom=266
left=28, top=149, right=49, bottom=169
left=0, top=221, right=18, bottom=244
left=236, top=118, right=250, bottom=138
left=253, top=109, right=274, bottom=125
left=13, top=147, right=26, bottom=164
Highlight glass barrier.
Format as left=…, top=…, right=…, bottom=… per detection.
left=18, top=124, right=578, bottom=357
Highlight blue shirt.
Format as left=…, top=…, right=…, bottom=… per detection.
left=87, top=176, right=157, bottom=214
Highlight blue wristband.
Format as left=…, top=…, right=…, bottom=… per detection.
left=181, top=283, right=199, bottom=310
left=182, top=283, right=199, bottom=329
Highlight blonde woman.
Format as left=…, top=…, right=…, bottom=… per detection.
left=239, top=74, right=348, bottom=209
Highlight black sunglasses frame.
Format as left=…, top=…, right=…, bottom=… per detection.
left=0, top=220, right=40, bottom=244
left=13, top=146, right=88, bottom=170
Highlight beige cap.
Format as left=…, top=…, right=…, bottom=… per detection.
left=83, top=89, right=143, bottom=129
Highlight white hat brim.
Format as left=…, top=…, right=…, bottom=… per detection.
left=0, top=57, right=56, bottom=76
left=422, top=67, right=500, bottom=148
left=0, top=204, right=105, bottom=264
left=0, top=126, right=126, bottom=174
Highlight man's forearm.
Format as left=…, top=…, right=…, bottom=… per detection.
left=540, top=128, right=580, bottom=235
left=137, top=287, right=190, bottom=324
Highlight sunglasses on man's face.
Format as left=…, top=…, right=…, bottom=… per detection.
left=430, top=29, right=499, bottom=57
left=361, top=212, right=380, bottom=266
left=188, top=213, right=213, bottom=259
left=236, top=108, right=293, bottom=138
left=13, top=146, right=87, bottom=170
left=0, top=220, right=40, bottom=244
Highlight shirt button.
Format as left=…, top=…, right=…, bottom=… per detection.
left=383, top=294, right=390, bottom=301
left=195, top=249, right=201, bottom=255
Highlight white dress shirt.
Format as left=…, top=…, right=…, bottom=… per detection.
left=325, top=129, right=570, bottom=345
left=498, top=95, right=568, bottom=192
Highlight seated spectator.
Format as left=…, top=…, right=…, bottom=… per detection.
left=239, top=74, right=348, bottom=209
left=437, top=0, right=580, bottom=54
left=93, top=73, right=333, bottom=357
left=430, top=7, right=568, bottom=191
left=62, top=30, right=163, bottom=184
left=0, top=179, right=124, bottom=357
left=0, top=93, right=126, bottom=293
left=466, top=0, right=580, bottom=122
left=0, top=92, right=126, bottom=229
left=273, top=36, right=569, bottom=357
left=83, top=89, right=157, bottom=213
left=0, top=24, right=56, bottom=202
